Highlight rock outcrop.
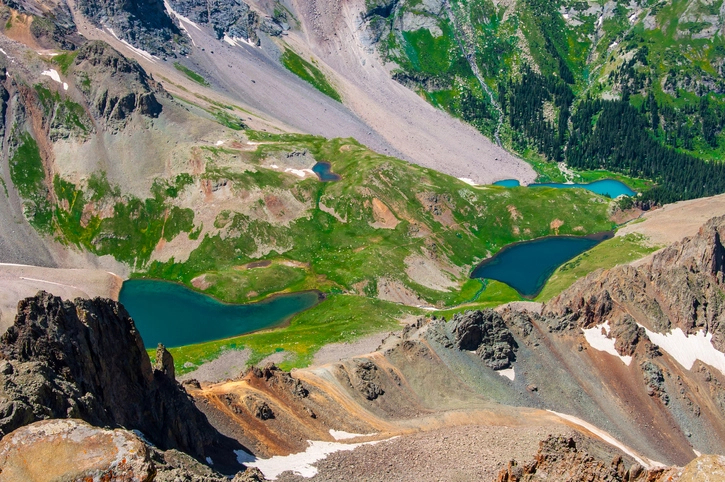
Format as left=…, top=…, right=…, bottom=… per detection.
left=72, top=41, right=165, bottom=127
left=0, top=291, right=219, bottom=460
left=496, top=436, right=680, bottom=482
left=451, top=309, right=518, bottom=369
left=76, top=0, right=187, bottom=56
left=0, top=418, right=267, bottom=482
left=0, top=419, right=155, bottom=481
left=168, top=0, right=286, bottom=44
left=546, top=214, right=725, bottom=352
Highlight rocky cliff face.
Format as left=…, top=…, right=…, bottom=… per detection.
left=0, top=291, right=220, bottom=461
left=546, top=215, right=725, bottom=351
left=71, top=40, right=166, bottom=127
left=76, top=0, right=187, bottom=56
left=167, top=0, right=285, bottom=45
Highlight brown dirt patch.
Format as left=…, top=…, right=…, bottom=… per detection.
left=191, top=274, right=212, bottom=290
left=550, top=218, right=564, bottom=234
left=4, top=12, right=42, bottom=50
left=370, top=198, right=399, bottom=230
left=404, top=255, right=458, bottom=292
left=377, top=277, right=422, bottom=306
left=508, top=205, right=522, bottom=221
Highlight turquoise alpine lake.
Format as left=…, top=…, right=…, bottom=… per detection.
left=119, top=279, right=321, bottom=348
left=471, top=232, right=613, bottom=298
left=493, top=179, right=635, bottom=197
left=312, top=162, right=341, bottom=182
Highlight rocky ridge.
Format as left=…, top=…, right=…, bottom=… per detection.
left=167, top=0, right=287, bottom=45
left=72, top=40, right=166, bottom=127
left=496, top=436, right=681, bottom=482
left=76, top=0, right=187, bottom=57
left=0, top=291, right=240, bottom=466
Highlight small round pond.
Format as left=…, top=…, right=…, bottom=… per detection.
left=312, top=162, right=341, bottom=182
left=493, top=179, right=635, bottom=197
left=119, top=279, right=321, bottom=348
left=471, top=232, right=613, bottom=298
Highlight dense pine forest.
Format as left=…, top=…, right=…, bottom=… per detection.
left=365, top=0, right=725, bottom=204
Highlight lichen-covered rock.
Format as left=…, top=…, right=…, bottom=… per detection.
left=679, top=454, right=725, bottom=481
left=0, top=419, right=154, bottom=482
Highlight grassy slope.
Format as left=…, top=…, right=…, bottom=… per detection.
left=280, top=48, right=342, bottom=102
left=144, top=132, right=615, bottom=307
left=373, top=0, right=725, bottom=183
left=165, top=294, right=415, bottom=373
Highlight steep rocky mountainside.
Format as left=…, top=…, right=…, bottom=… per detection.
left=76, top=0, right=188, bottom=57
left=0, top=291, right=247, bottom=471
left=175, top=215, right=725, bottom=479
left=546, top=214, right=725, bottom=349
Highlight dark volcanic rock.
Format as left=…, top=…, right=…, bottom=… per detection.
left=76, top=0, right=186, bottom=56
left=0, top=291, right=221, bottom=461
left=452, top=310, right=518, bottom=370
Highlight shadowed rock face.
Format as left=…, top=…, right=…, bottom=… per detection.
left=452, top=309, right=518, bottom=369
left=0, top=291, right=218, bottom=460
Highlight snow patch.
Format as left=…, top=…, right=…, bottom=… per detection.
left=241, top=439, right=389, bottom=479
left=224, top=35, right=258, bottom=48
left=284, top=168, right=314, bottom=178
left=498, top=367, right=515, bottom=381
left=205, top=456, right=213, bottom=465
left=106, top=28, right=159, bottom=63
left=269, top=164, right=279, bottom=169
left=547, top=410, right=663, bottom=469
left=694, top=449, right=702, bottom=457
left=640, top=326, right=725, bottom=375
left=329, top=429, right=373, bottom=440
left=216, top=140, right=224, bottom=146
left=41, top=69, right=62, bottom=84
left=458, top=177, right=478, bottom=186
left=582, top=321, right=632, bottom=366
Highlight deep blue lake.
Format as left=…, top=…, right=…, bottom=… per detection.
left=312, top=162, right=341, bottom=182
left=493, top=179, right=635, bottom=197
left=471, top=232, right=613, bottom=298
left=119, top=280, right=321, bottom=348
